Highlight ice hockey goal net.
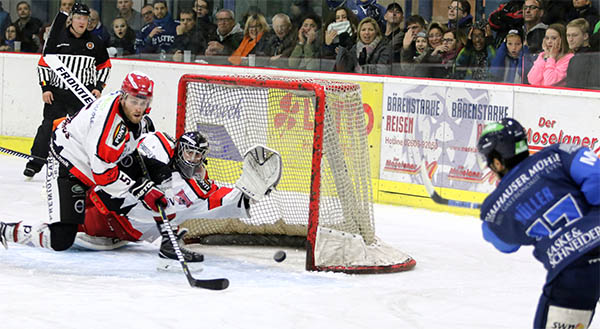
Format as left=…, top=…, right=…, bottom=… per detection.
left=176, top=74, right=415, bottom=273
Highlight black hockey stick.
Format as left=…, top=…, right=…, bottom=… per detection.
left=0, top=146, right=47, bottom=163
left=135, top=151, right=229, bottom=290
left=419, top=160, right=482, bottom=209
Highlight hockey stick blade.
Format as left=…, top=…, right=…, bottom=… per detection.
left=0, top=146, right=47, bottom=163
left=419, top=160, right=481, bottom=209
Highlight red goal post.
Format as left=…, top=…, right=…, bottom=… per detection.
left=176, top=74, right=415, bottom=274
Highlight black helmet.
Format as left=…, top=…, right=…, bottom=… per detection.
left=71, top=3, right=90, bottom=16
left=477, top=117, right=529, bottom=168
left=175, top=131, right=209, bottom=179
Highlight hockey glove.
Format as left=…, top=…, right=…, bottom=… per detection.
left=130, top=178, right=167, bottom=213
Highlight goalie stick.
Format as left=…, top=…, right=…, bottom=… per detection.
left=135, top=151, right=230, bottom=290
left=419, top=160, right=482, bottom=209
left=0, top=146, right=47, bottom=163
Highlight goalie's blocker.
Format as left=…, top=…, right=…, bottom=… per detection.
left=235, top=145, right=283, bottom=201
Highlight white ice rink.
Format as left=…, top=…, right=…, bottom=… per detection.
left=0, top=154, right=598, bottom=329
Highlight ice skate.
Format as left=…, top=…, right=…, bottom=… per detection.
left=157, top=227, right=204, bottom=272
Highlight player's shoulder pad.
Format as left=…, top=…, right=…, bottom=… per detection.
left=138, top=131, right=175, bottom=164
left=96, top=96, right=129, bottom=163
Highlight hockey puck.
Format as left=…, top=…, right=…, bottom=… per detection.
left=273, top=250, right=286, bottom=262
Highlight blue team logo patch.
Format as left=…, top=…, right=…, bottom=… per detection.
left=86, top=42, right=94, bottom=50
left=113, top=123, right=128, bottom=146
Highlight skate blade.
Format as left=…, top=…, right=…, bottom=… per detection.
left=157, top=257, right=204, bottom=273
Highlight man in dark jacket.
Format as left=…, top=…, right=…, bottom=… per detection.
left=172, top=9, right=207, bottom=62
left=384, top=2, right=404, bottom=65
left=566, top=0, right=600, bottom=33
left=255, top=13, right=295, bottom=68
left=193, top=0, right=217, bottom=43
left=566, top=18, right=600, bottom=89
left=14, top=1, right=42, bottom=52
left=205, top=9, right=243, bottom=58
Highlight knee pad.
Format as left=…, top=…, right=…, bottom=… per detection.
left=49, top=223, right=78, bottom=251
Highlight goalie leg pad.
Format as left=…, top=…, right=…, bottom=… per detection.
left=235, top=145, right=282, bottom=201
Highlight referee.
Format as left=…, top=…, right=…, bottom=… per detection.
left=25, top=2, right=111, bottom=178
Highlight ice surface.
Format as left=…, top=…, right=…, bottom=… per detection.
left=0, top=155, right=597, bottom=329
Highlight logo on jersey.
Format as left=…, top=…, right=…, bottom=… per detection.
left=74, top=199, right=85, bottom=214
left=86, top=42, right=94, bottom=50
left=120, top=155, right=134, bottom=168
left=113, top=123, right=128, bottom=146
left=71, top=184, right=85, bottom=195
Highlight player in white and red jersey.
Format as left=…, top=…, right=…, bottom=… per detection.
left=0, top=71, right=167, bottom=254
left=78, top=131, right=250, bottom=264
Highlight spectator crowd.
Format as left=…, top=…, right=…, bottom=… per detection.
left=0, top=0, right=598, bottom=89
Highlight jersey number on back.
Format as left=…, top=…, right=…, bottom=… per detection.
left=525, top=194, right=583, bottom=240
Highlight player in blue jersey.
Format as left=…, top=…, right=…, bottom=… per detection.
left=477, top=117, right=600, bottom=329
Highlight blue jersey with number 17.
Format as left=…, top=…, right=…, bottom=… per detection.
left=480, top=143, right=600, bottom=282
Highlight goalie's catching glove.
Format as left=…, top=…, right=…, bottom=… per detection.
left=130, top=178, right=167, bottom=212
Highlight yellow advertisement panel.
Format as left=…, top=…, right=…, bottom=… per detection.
left=266, top=89, right=315, bottom=194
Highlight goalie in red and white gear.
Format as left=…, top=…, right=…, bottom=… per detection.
left=75, top=131, right=255, bottom=266
left=0, top=72, right=166, bottom=254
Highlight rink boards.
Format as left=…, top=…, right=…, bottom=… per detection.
left=0, top=53, right=598, bottom=216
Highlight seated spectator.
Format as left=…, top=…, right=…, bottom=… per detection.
left=425, top=29, right=465, bottom=79
left=566, top=18, right=600, bottom=88
left=14, top=1, right=42, bottom=53
left=523, top=0, right=548, bottom=54
left=400, top=31, right=430, bottom=77
left=527, top=23, right=574, bottom=86
left=205, top=9, right=243, bottom=57
left=228, top=14, right=269, bottom=65
left=0, top=23, right=21, bottom=52
left=141, top=4, right=154, bottom=26
left=255, top=13, right=296, bottom=68
left=353, top=0, right=387, bottom=32
left=193, top=0, right=217, bottom=43
left=455, top=21, right=496, bottom=80
left=135, top=0, right=178, bottom=54
left=490, top=29, right=527, bottom=83
left=88, top=9, right=110, bottom=47
left=447, top=0, right=473, bottom=35
left=384, top=2, right=404, bottom=64
left=335, top=17, right=390, bottom=74
left=398, top=15, right=427, bottom=75
left=566, top=0, right=599, bottom=33
left=427, top=22, right=446, bottom=50
left=117, top=0, right=143, bottom=32
left=108, top=17, right=136, bottom=56
left=172, top=9, right=207, bottom=62
left=322, top=7, right=358, bottom=70
left=289, top=13, right=322, bottom=70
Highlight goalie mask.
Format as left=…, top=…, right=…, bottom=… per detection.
left=175, top=132, right=209, bottom=179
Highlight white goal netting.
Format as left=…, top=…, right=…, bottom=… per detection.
left=177, top=75, right=415, bottom=273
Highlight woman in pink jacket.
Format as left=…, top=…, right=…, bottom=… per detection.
left=527, top=23, right=574, bottom=86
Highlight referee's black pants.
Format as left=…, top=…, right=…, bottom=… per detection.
left=27, top=88, right=84, bottom=172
